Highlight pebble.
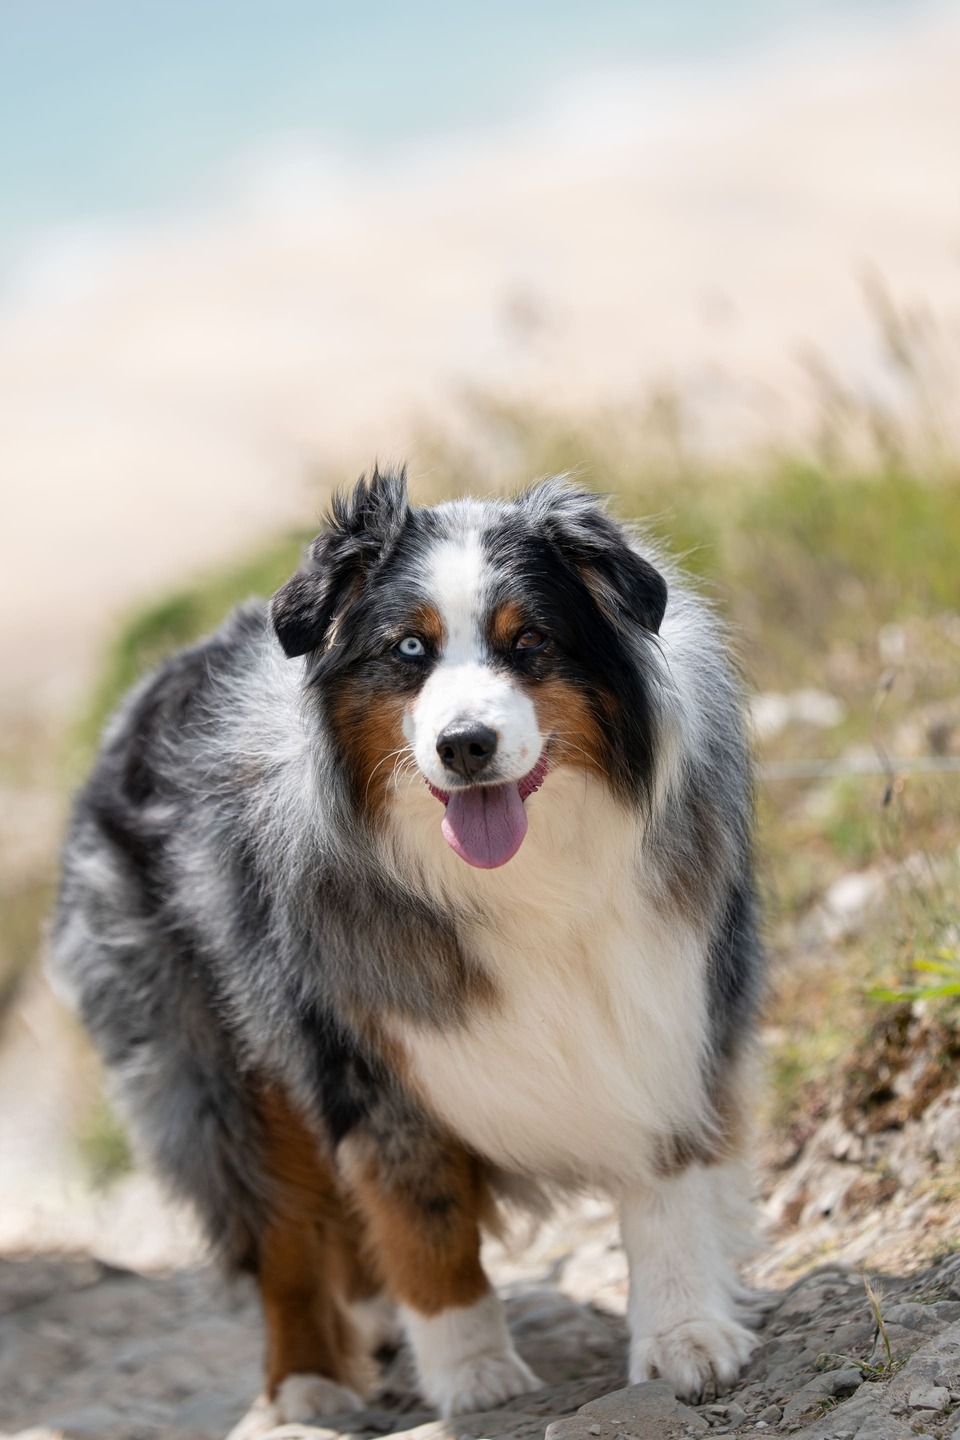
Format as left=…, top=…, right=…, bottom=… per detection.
left=781, top=1365, right=863, bottom=1426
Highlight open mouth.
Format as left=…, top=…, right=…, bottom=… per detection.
left=425, top=753, right=549, bottom=869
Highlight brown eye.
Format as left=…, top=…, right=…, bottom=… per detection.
left=514, top=628, right=548, bottom=652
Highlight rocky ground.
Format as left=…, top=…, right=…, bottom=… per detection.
left=7, top=989, right=960, bottom=1440
left=5, top=1202, right=960, bottom=1440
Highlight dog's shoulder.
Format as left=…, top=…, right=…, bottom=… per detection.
left=87, top=601, right=268, bottom=795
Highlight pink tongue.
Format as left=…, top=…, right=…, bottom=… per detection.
left=441, top=783, right=528, bottom=869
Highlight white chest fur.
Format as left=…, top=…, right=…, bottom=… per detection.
left=386, top=770, right=711, bottom=1185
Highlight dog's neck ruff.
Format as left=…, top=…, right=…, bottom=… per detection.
left=424, top=754, right=549, bottom=869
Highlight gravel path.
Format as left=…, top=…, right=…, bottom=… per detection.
left=6, top=1215, right=960, bottom=1440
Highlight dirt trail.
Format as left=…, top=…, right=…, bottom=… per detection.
left=6, top=1203, right=960, bottom=1440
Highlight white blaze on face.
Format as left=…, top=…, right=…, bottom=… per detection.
left=404, top=530, right=543, bottom=789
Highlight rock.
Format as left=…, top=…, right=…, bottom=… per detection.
left=787, top=1318, right=960, bottom=1439
left=885, top=1302, right=945, bottom=1330
left=815, top=870, right=886, bottom=944
left=781, top=1367, right=863, bottom=1426
left=777, top=1283, right=839, bottom=1319
left=750, top=690, right=846, bottom=741
left=907, top=1381, right=950, bottom=1410
left=756, top=1403, right=782, bottom=1422
left=259, top=1429, right=341, bottom=1440
left=545, top=1383, right=708, bottom=1440
left=828, top=1321, right=874, bottom=1352
left=0, top=1431, right=66, bottom=1440
left=30, top=1403, right=119, bottom=1435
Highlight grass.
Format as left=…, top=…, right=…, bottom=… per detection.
left=815, top=1276, right=900, bottom=1384
left=0, top=707, right=62, bottom=1025
left=0, top=876, right=54, bottom=1017
left=76, top=1092, right=134, bottom=1190
left=70, top=530, right=310, bottom=772
left=867, top=948, right=960, bottom=1004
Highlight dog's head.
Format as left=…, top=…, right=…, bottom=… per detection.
left=272, top=468, right=667, bottom=868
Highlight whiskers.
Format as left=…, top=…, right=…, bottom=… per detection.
left=364, top=743, right=419, bottom=804
left=391, top=747, right=422, bottom=796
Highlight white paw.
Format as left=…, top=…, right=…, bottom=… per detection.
left=403, top=1291, right=543, bottom=1418
left=434, top=1349, right=543, bottom=1418
left=629, top=1316, right=756, bottom=1401
left=225, top=1373, right=363, bottom=1439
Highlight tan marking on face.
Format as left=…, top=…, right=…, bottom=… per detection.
left=329, top=685, right=407, bottom=819
left=532, top=677, right=607, bottom=775
left=338, top=1133, right=494, bottom=1316
left=408, top=601, right=446, bottom=653
left=488, top=599, right=527, bottom=651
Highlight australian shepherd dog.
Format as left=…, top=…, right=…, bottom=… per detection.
left=51, top=470, right=764, bottom=1435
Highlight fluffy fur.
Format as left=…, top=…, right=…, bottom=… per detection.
left=50, top=469, right=764, bottom=1432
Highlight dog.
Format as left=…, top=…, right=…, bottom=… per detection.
left=50, top=469, right=763, bottom=1435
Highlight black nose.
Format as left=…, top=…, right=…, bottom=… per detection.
left=436, top=722, right=498, bottom=780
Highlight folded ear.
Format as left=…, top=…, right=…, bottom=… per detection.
left=271, top=466, right=409, bottom=658
left=521, top=479, right=668, bottom=635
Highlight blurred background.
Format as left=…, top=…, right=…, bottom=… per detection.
left=2, top=0, right=960, bottom=1430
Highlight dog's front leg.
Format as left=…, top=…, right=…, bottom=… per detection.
left=339, top=1132, right=541, bottom=1417
left=619, top=1164, right=756, bottom=1401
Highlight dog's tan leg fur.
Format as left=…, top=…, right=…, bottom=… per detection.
left=338, top=1134, right=491, bottom=1316
left=338, top=1135, right=540, bottom=1416
left=257, top=1086, right=379, bottom=1398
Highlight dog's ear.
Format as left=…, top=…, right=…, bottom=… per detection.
left=522, top=479, right=668, bottom=635
left=271, top=466, right=409, bottom=658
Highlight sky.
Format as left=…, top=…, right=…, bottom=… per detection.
left=0, top=0, right=924, bottom=271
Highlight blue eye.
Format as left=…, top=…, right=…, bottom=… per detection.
left=395, top=636, right=427, bottom=659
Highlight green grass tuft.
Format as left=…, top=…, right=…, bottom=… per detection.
left=76, top=1091, right=134, bottom=1190
left=71, top=531, right=309, bottom=771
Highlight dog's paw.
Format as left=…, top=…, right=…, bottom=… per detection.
left=629, top=1316, right=756, bottom=1402
left=404, top=1291, right=543, bottom=1418
left=433, top=1349, right=543, bottom=1417
left=225, top=1373, right=363, bottom=1439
